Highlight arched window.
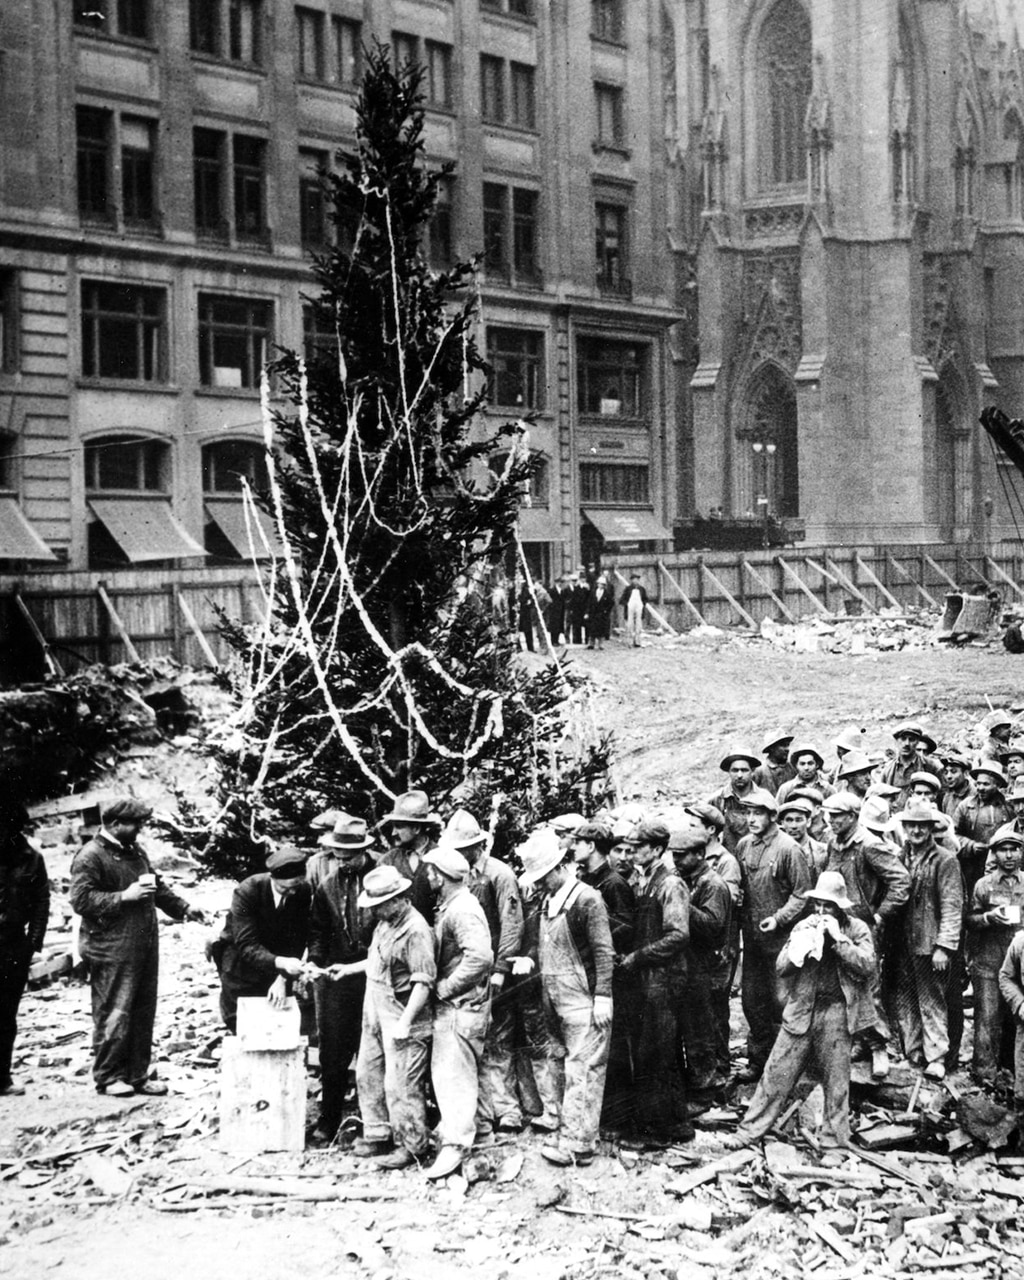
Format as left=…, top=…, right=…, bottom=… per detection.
left=758, top=0, right=812, bottom=188
left=201, top=439, right=269, bottom=493
left=737, top=364, right=800, bottom=518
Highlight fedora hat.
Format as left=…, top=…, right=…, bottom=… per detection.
left=861, top=794, right=891, bottom=832
left=318, top=812, right=374, bottom=850
left=720, top=749, right=761, bottom=772
left=898, top=798, right=944, bottom=827
left=379, top=790, right=440, bottom=828
left=740, top=787, right=778, bottom=814
left=518, top=828, right=566, bottom=885
left=833, top=726, right=865, bottom=754
left=837, top=750, right=875, bottom=779
left=422, top=846, right=470, bottom=881
left=788, top=742, right=825, bottom=769
left=804, top=870, right=854, bottom=910
left=357, top=865, right=411, bottom=908
left=439, top=808, right=487, bottom=850
left=972, top=761, right=1008, bottom=785
left=761, top=729, right=794, bottom=753
left=1001, top=743, right=1024, bottom=763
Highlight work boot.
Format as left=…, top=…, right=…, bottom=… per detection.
left=541, top=1145, right=594, bottom=1167
left=96, top=1080, right=134, bottom=1097
left=424, top=1146, right=463, bottom=1180
left=923, top=1060, right=946, bottom=1081
left=352, top=1137, right=392, bottom=1158
left=529, top=1113, right=560, bottom=1134
left=375, top=1148, right=417, bottom=1171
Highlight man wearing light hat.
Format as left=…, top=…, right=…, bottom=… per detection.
left=829, top=726, right=865, bottom=784
left=724, top=871, right=876, bottom=1150
left=776, top=743, right=836, bottom=808
left=835, top=750, right=877, bottom=800
left=734, top=788, right=813, bottom=1081
left=216, top=844, right=312, bottom=1037
left=518, top=828, right=614, bottom=1166
left=706, top=749, right=762, bottom=854
left=378, top=790, right=441, bottom=924
left=346, top=865, right=436, bottom=1168
left=307, top=814, right=375, bottom=1143
left=752, top=731, right=795, bottom=797
left=442, top=809, right=525, bottom=1137
left=421, top=842, right=493, bottom=1179
left=1003, top=743, right=1024, bottom=787
left=894, top=799, right=964, bottom=1079
left=70, top=798, right=205, bottom=1097
left=967, top=829, right=1024, bottom=1084
left=977, top=710, right=1015, bottom=769
left=954, top=762, right=1012, bottom=898
left=822, top=791, right=909, bottom=1078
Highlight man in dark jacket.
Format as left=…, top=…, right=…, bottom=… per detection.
left=575, top=820, right=635, bottom=1128
left=70, top=798, right=203, bottom=1096
left=377, top=790, right=440, bottom=924
left=218, top=846, right=312, bottom=1033
left=619, top=820, right=693, bottom=1144
left=670, top=827, right=732, bottom=1109
left=307, top=814, right=375, bottom=1142
left=585, top=573, right=614, bottom=649
left=0, top=799, right=49, bottom=1096
left=519, top=829, right=614, bottom=1167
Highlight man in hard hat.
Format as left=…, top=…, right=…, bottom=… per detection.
left=967, top=830, right=1024, bottom=1084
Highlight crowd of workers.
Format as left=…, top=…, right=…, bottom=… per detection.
left=5, top=713, right=1024, bottom=1176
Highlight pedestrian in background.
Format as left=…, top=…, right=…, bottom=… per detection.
left=619, top=573, right=648, bottom=648
left=0, top=798, right=49, bottom=1097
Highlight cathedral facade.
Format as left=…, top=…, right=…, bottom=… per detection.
left=667, top=0, right=1024, bottom=545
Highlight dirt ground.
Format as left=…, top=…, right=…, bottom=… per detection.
left=4, top=629, right=1024, bottom=1280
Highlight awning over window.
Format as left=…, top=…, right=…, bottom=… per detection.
left=517, top=506, right=564, bottom=543
left=205, top=500, right=283, bottom=560
left=89, top=498, right=207, bottom=562
left=0, top=497, right=58, bottom=561
left=583, top=508, right=673, bottom=543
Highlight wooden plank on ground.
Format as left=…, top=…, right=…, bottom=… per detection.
left=775, top=555, right=829, bottom=614
left=96, top=584, right=142, bottom=664
left=741, top=557, right=796, bottom=622
left=656, top=560, right=705, bottom=628
left=13, top=589, right=64, bottom=677
left=701, top=562, right=757, bottom=628
left=853, top=552, right=903, bottom=609
left=886, top=553, right=938, bottom=608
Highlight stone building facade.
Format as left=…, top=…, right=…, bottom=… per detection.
left=668, top=0, right=1024, bottom=545
left=0, top=0, right=681, bottom=578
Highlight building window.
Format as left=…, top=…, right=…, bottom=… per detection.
left=81, top=282, right=166, bottom=383
left=483, top=184, right=540, bottom=284
left=481, top=0, right=534, bottom=18
left=73, top=0, right=150, bottom=40
left=595, top=202, right=628, bottom=294
left=580, top=462, right=650, bottom=505
left=190, top=0, right=261, bottom=64
left=487, top=328, right=544, bottom=410
left=0, top=272, right=19, bottom=374
left=511, top=63, right=536, bottom=128
left=121, top=116, right=156, bottom=225
left=303, top=302, right=336, bottom=366
left=295, top=7, right=324, bottom=78
left=592, top=0, right=623, bottom=43
left=332, top=16, right=360, bottom=84
left=595, top=83, right=625, bottom=148
left=233, top=135, right=267, bottom=240
left=758, top=0, right=812, bottom=187
left=194, top=128, right=226, bottom=237
left=77, top=105, right=111, bottom=221
left=490, top=450, right=549, bottom=506
left=85, top=434, right=167, bottom=492
left=0, top=434, right=14, bottom=491
left=198, top=294, right=272, bottom=389
left=392, top=30, right=418, bottom=71
left=577, top=338, right=644, bottom=417
left=481, top=55, right=505, bottom=123
left=1003, top=113, right=1023, bottom=220
left=429, top=176, right=454, bottom=268
left=426, top=41, right=453, bottom=109
left=202, top=439, right=268, bottom=493
left=299, top=148, right=329, bottom=248
left=512, top=189, right=539, bottom=281
left=483, top=182, right=509, bottom=278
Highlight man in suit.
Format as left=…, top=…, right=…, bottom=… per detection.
left=217, top=845, right=313, bottom=1033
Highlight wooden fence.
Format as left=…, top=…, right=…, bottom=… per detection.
left=608, top=541, right=1024, bottom=634
left=0, top=566, right=267, bottom=681
left=3, top=542, right=1024, bottom=681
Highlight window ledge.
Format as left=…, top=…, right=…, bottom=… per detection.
left=482, top=121, right=540, bottom=137
left=590, top=33, right=628, bottom=50
left=77, top=379, right=180, bottom=395
left=592, top=142, right=631, bottom=159
left=746, top=189, right=805, bottom=207
left=86, top=489, right=170, bottom=500
left=578, top=414, right=648, bottom=427
left=189, top=52, right=266, bottom=77
left=72, top=27, right=158, bottom=53
left=480, top=10, right=538, bottom=30
left=194, top=386, right=266, bottom=400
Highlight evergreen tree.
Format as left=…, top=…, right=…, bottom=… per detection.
left=205, top=45, right=610, bottom=878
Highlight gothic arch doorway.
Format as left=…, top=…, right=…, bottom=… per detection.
left=736, top=363, right=800, bottom=518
